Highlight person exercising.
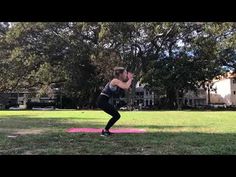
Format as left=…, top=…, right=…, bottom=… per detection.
left=97, top=67, right=134, bottom=136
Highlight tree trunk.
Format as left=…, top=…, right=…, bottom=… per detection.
left=167, top=88, right=176, bottom=109
left=176, top=90, right=180, bottom=110
left=207, top=85, right=211, bottom=105
left=176, top=90, right=183, bottom=110
left=130, top=78, right=137, bottom=108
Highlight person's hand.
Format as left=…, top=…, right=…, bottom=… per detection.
left=127, top=72, right=134, bottom=80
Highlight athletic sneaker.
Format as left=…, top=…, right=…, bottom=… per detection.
left=101, top=129, right=113, bottom=137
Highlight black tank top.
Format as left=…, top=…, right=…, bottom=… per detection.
left=101, top=82, right=124, bottom=98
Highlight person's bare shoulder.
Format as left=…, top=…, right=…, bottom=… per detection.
left=110, top=78, right=120, bottom=86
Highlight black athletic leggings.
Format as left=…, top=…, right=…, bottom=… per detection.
left=96, top=95, right=121, bottom=130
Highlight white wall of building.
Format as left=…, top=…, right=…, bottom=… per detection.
left=211, top=79, right=232, bottom=105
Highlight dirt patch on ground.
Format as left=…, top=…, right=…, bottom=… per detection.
left=0, top=128, right=48, bottom=137
left=15, top=129, right=44, bottom=135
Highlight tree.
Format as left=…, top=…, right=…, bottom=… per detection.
left=0, top=22, right=99, bottom=108
left=142, top=22, right=236, bottom=109
left=0, top=22, right=235, bottom=109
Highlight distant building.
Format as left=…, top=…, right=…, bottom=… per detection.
left=134, top=81, right=154, bottom=108
left=0, top=92, right=29, bottom=109
left=181, top=72, right=236, bottom=107
left=0, top=89, right=57, bottom=110
left=182, top=88, right=207, bottom=107
left=209, top=72, right=236, bottom=106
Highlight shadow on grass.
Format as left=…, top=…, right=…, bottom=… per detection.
left=0, top=130, right=235, bottom=155
left=0, top=115, right=101, bottom=120
left=116, top=125, right=204, bottom=129
left=0, top=115, right=236, bottom=155
left=0, top=115, right=205, bottom=131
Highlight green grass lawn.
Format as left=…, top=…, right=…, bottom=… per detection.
left=0, top=110, right=236, bottom=155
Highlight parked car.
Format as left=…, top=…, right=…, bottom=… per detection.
left=208, top=103, right=227, bottom=108
left=9, top=106, right=22, bottom=110
left=120, top=106, right=128, bottom=110
left=32, top=106, right=55, bottom=110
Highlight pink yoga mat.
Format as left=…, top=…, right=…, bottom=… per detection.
left=66, top=128, right=146, bottom=133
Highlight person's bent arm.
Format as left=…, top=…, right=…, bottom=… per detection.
left=111, top=72, right=133, bottom=90
left=111, top=78, right=133, bottom=90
